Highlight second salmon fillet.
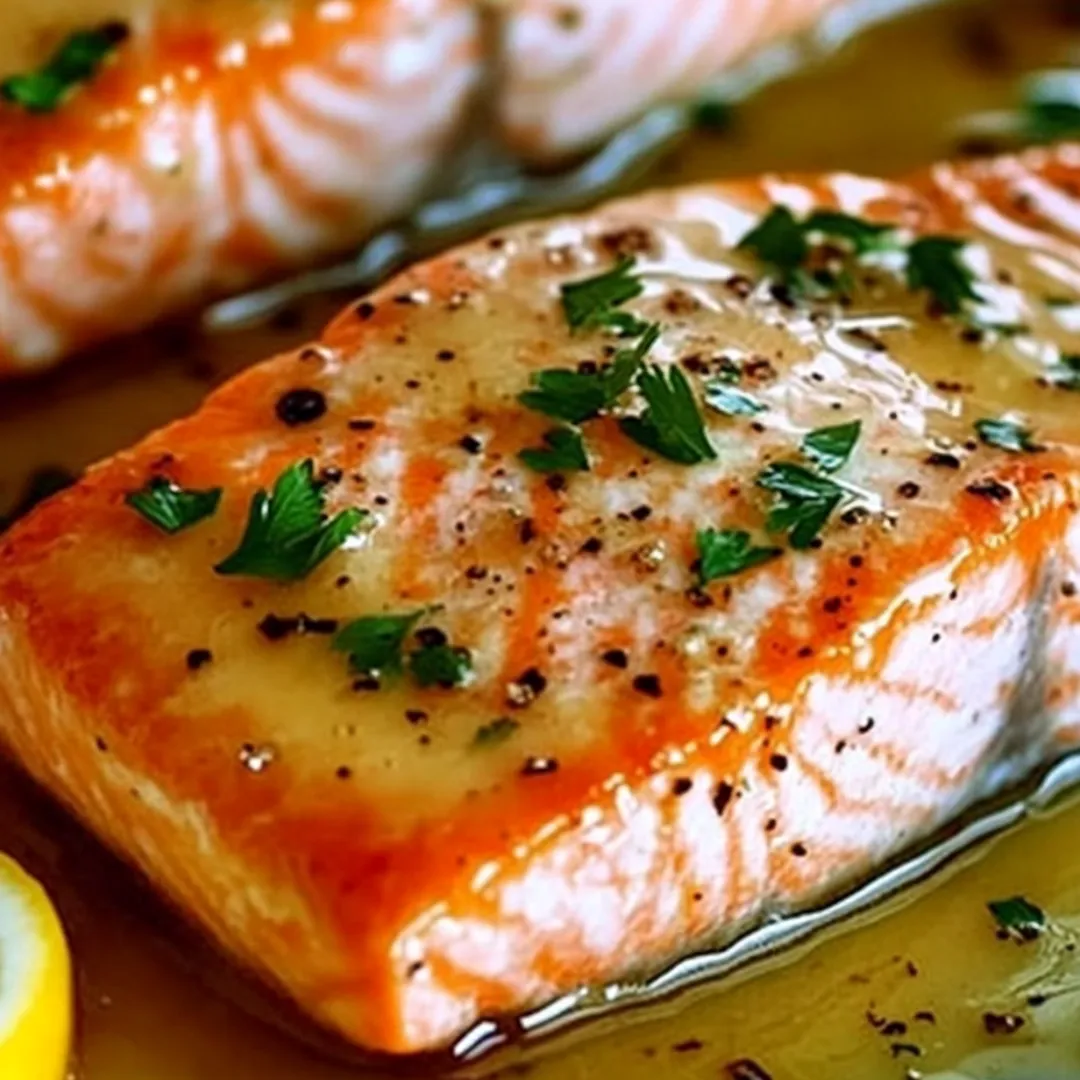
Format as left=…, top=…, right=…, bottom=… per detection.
left=1, top=144, right=1079, bottom=1055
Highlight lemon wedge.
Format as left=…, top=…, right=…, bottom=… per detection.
left=0, top=854, right=71, bottom=1080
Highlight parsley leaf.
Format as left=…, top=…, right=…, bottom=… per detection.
left=2, top=23, right=128, bottom=113
left=519, top=324, right=659, bottom=423
left=802, top=210, right=899, bottom=255
left=737, top=207, right=808, bottom=280
left=473, top=717, right=521, bottom=747
left=409, top=642, right=473, bottom=688
left=1047, top=353, right=1080, bottom=391
left=802, top=420, right=862, bottom=473
left=757, top=462, right=845, bottom=550
left=125, top=476, right=221, bottom=535
left=988, top=896, right=1046, bottom=940
left=906, top=237, right=981, bottom=315
left=215, top=459, right=367, bottom=581
left=975, top=417, right=1043, bottom=454
left=738, top=207, right=900, bottom=295
left=333, top=611, right=425, bottom=676
left=697, top=528, right=780, bottom=584
left=518, top=426, right=590, bottom=473
left=1022, top=71, right=1080, bottom=143
left=560, top=257, right=648, bottom=335
left=620, top=364, right=717, bottom=464
left=704, top=381, right=764, bottom=417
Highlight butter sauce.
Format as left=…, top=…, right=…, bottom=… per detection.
left=2, top=0, right=1080, bottom=1078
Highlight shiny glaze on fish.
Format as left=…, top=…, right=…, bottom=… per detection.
left=1, top=144, right=1080, bottom=1056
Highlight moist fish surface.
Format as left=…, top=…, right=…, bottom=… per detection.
left=0, top=0, right=863, bottom=375
left=1, top=143, right=1080, bottom=1056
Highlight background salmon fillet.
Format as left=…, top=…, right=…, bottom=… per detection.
left=0, top=143, right=1079, bottom=1055
left=0, top=0, right=865, bottom=373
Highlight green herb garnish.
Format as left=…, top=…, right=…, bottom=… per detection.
left=988, top=896, right=1046, bottom=940
left=332, top=611, right=425, bottom=676
left=519, top=324, right=659, bottom=423
left=737, top=207, right=900, bottom=296
left=691, top=97, right=734, bottom=133
left=125, top=476, right=221, bottom=535
left=620, top=364, right=717, bottom=464
left=697, top=528, right=781, bottom=584
left=802, top=420, right=862, bottom=473
left=738, top=207, right=808, bottom=281
left=473, top=717, right=521, bottom=747
left=975, top=417, right=1043, bottom=454
left=518, top=426, right=590, bottom=473
left=409, top=641, right=473, bottom=688
left=757, top=462, right=846, bottom=550
left=801, top=210, right=899, bottom=255
left=215, top=459, right=366, bottom=581
left=560, top=256, right=648, bottom=335
left=1022, top=70, right=1080, bottom=143
left=1047, top=353, right=1080, bottom=391
left=906, top=236, right=981, bottom=316
left=704, top=381, right=765, bottom=417
left=1, top=23, right=128, bottom=113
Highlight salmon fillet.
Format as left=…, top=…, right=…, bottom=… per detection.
left=0, top=0, right=481, bottom=373
left=0, top=0, right=882, bottom=375
left=498, top=0, right=848, bottom=159
left=2, top=143, right=1080, bottom=1056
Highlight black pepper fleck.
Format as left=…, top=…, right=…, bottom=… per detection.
left=186, top=648, right=213, bottom=671
left=632, top=673, right=663, bottom=698
left=275, top=388, right=327, bottom=427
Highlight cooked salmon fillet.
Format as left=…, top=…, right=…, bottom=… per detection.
left=0, top=0, right=890, bottom=375
left=0, top=0, right=480, bottom=373
left=497, top=0, right=849, bottom=159
left=2, top=143, right=1080, bottom=1056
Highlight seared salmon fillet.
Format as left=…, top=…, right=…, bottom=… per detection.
left=0, top=0, right=900, bottom=375
left=0, top=0, right=480, bottom=373
left=2, top=143, right=1080, bottom=1055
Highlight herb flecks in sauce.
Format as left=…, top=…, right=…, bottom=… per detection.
left=333, top=612, right=425, bottom=677
left=696, top=529, right=781, bottom=584
left=620, top=363, right=717, bottom=464
left=560, top=256, right=649, bottom=336
left=975, top=417, right=1044, bottom=454
left=1, top=23, right=129, bottom=113
left=126, top=477, right=222, bottom=535
left=215, top=460, right=367, bottom=582
left=518, top=426, right=590, bottom=474
left=988, top=895, right=1046, bottom=940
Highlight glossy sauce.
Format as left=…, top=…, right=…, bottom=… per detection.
left=2, top=0, right=1080, bottom=1077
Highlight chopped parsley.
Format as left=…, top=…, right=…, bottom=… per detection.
left=560, top=256, right=649, bottom=336
left=738, top=206, right=808, bottom=280
left=1022, top=70, right=1080, bottom=143
left=704, top=381, right=765, bottom=417
left=802, top=420, right=862, bottom=473
left=756, top=463, right=845, bottom=550
left=691, top=97, right=734, bottom=133
left=737, top=207, right=899, bottom=296
left=1047, top=353, right=1080, bottom=391
left=905, top=236, right=981, bottom=316
left=518, top=426, right=590, bottom=473
left=975, top=417, right=1043, bottom=454
left=1, top=23, right=129, bottom=113
left=332, top=612, right=424, bottom=676
left=697, top=528, right=781, bottom=584
left=473, top=717, right=520, bottom=747
left=519, top=324, right=659, bottom=423
left=620, top=363, right=717, bottom=464
left=988, top=896, right=1046, bottom=940
left=125, top=477, right=221, bottom=535
left=409, top=641, right=473, bottom=688
left=215, top=459, right=367, bottom=581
